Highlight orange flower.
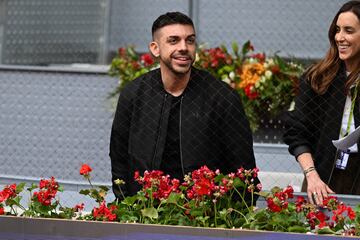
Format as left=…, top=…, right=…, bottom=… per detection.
left=238, top=62, right=265, bottom=89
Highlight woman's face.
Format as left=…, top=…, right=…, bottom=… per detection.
left=335, top=11, right=360, bottom=72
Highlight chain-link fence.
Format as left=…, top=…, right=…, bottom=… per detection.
left=0, top=0, right=354, bottom=208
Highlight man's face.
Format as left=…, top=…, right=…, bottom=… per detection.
left=151, top=24, right=196, bottom=76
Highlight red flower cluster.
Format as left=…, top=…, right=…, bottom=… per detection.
left=244, top=84, right=259, bottom=100
left=0, top=184, right=17, bottom=203
left=74, top=203, right=85, bottom=212
left=0, top=184, right=17, bottom=215
left=134, top=170, right=180, bottom=199
left=236, top=167, right=260, bottom=192
left=270, top=65, right=280, bottom=74
left=198, top=47, right=232, bottom=69
left=332, top=203, right=356, bottom=222
left=295, top=196, right=306, bottom=212
left=33, top=177, right=59, bottom=206
left=292, top=194, right=356, bottom=232
left=266, top=185, right=294, bottom=212
left=140, top=53, right=154, bottom=67
left=250, top=53, right=266, bottom=63
left=182, top=166, right=261, bottom=201
left=307, top=210, right=329, bottom=229
left=80, top=164, right=92, bottom=176
left=92, top=201, right=117, bottom=221
left=185, top=166, right=217, bottom=199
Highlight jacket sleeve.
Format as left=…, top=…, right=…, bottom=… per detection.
left=220, top=88, right=259, bottom=204
left=283, top=74, right=319, bottom=159
left=109, top=85, right=134, bottom=198
left=221, top=88, right=256, bottom=171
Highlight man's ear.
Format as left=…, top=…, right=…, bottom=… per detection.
left=149, top=41, right=159, bottom=58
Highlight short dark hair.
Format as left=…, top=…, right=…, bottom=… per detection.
left=151, top=12, right=194, bottom=37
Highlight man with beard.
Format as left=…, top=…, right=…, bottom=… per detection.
left=109, top=12, right=258, bottom=200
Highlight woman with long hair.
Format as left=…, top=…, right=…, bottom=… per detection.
left=284, top=0, right=360, bottom=205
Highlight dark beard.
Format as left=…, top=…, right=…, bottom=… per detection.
left=160, top=55, right=194, bottom=76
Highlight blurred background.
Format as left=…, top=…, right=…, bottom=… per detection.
left=0, top=0, right=349, bottom=208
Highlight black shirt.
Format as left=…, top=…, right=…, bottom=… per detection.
left=160, top=94, right=183, bottom=180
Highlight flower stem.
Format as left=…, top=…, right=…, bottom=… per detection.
left=234, top=187, right=250, bottom=211
left=214, top=200, right=218, bottom=228
left=86, top=176, right=94, bottom=189
left=117, top=185, right=126, bottom=200
left=231, top=208, right=249, bottom=224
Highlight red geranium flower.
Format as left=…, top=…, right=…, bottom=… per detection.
left=92, top=201, right=117, bottom=221
left=0, top=207, right=4, bottom=215
left=74, top=203, right=85, bottom=212
left=80, top=164, right=92, bottom=176
left=186, top=166, right=217, bottom=199
left=266, top=197, right=282, bottom=212
left=141, top=53, right=154, bottom=67
left=347, top=207, right=356, bottom=220
left=0, top=184, right=17, bottom=202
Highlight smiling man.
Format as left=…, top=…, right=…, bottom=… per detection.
left=109, top=12, right=258, bottom=201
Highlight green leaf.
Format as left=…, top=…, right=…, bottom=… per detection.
left=270, top=186, right=282, bottom=194
left=166, top=192, right=181, bottom=204
left=99, top=185, right=110, bottom=192
left=27, top=183, right=38, bottom=192
left=79, top=189, right=90, bottom=195
left=257, top=191, right=270, bottom=198
left=122, top=195, right=138, bottom=206
left=222, top=65, right=234, bottom=73
left=16, top=182, right=26, bottom=193
left=317, top=227, right=336, bottom=235
left=141, top=207, right=158, bottom=219
left=5, top=198, right=18, bottom=207
left=233, top=177, right=245, bottom=188
left=288, top=225, right=307, bottom=233
left=241, top=40, right=252, bottom=55
left=232, top=42, right=239, bottom=56
left=58, top=185, right=64, bottom=192
left=214, top=174, right=225, bottom=183
left=188, top=207, right=201, bottom=217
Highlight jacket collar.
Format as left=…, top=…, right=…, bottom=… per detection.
left=150, top=67, right=203, bottom=96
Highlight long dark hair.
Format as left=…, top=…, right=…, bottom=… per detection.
left=307, top=1, right=360, bottom=94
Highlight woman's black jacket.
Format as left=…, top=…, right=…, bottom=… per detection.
left=283, top=67, right=351, bottom=184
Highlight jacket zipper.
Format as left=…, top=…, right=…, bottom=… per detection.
left=151, top=93, right=168, bottom=169
left=179, top=96, right=185, bottom=177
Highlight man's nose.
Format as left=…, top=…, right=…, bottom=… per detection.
left=179, top=40, right=188, bottom=51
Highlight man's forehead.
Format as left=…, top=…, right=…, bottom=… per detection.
left=154, top=24, right=195, bottom=39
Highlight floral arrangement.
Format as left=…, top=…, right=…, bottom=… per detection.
left=108, top=47, right=156, bottom=98
left=1, top=164, right=359, bottom=237
left=109, top=41, right=304, bottom=131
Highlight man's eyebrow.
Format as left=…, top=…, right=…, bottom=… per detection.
left=167, top=34, right=196, bottom=38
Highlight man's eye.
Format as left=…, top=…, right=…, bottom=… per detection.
left=168, top=38, right=177, bottom=44
left=187, top=38, right=195, bottom=44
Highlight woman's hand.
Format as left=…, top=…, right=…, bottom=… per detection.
left=297, top=152, right=334, bottom=205
left=306, top=170, right=334, bottom=205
